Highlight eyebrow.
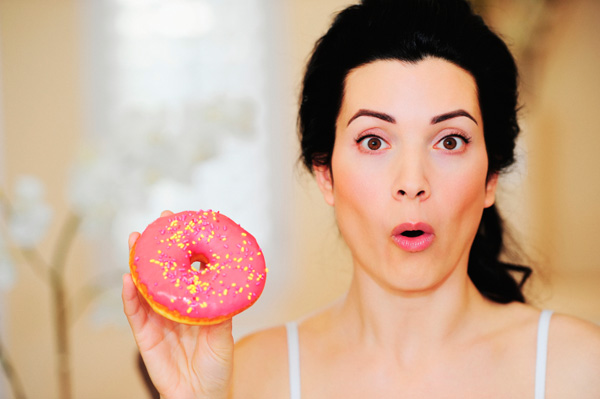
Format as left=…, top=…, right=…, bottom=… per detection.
left=431, top=109, right=478, bottom=125
left=347, top=108, right=479, bottom=127
left=347, top=109, right=396, bottom=126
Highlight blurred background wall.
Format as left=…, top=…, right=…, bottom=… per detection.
left=0, top=0, right=598, bottom=398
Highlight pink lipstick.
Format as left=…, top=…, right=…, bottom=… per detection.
left=391, top=222, right=434, bottom=252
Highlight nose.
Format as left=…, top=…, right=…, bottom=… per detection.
left=392, top=154, right=431, bottom=201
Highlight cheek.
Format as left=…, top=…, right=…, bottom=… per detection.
left=330, top=150, right=387, bottom=232
left=331, top=157, right=373, bottom=209
left=330, top=141, right=394, bottom=209
left=435, top=163, right=489, bottom=228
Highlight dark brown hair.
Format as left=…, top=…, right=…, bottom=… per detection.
left=298, top=0, right=530, bottom=303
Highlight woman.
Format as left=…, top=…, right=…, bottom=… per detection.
left=122, top=0, right=600, bottom=397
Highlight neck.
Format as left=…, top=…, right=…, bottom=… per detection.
left=337, top=263, right=489, bottom=360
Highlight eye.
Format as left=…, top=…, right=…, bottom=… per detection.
left=357, top=135, right=390, bottom=152
left=434, top=134, right=471, bottom=151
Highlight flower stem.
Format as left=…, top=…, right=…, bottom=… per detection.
left=51, top=212, right=81, bottom=275
left=0, top=339, right=28, bottom=399
left=50, top=268, right=71, bottom=399
left=49, top=212, right=80, bottom=399
left=0, top=190, right=49, bottom=282
left=70, top=269, right=125, bottom=325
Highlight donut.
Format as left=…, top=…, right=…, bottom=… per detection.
left=129, top=210, right=267, bottom=325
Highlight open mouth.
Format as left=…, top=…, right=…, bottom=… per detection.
left=392, top=223, right=434, bottom=252
left=401, top=230, right=424, bottom=238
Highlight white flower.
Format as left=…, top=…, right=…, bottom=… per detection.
left=68, top=98, right=255, bottom=238
left=8, top=175, right=53, bottom=248
left=0, top=234, right=15, bottom=290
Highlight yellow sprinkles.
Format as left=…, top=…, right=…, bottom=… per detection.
left=139, top=210, right=266, bottom=318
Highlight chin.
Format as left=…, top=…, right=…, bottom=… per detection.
left=386, top=277, right=444, bottom=297
left=369, top=265, right=448, bottom=296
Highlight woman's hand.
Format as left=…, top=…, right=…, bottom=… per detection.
left=122, top=211, right=234, bottom=399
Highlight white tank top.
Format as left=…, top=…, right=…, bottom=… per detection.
left=286, top=309, right=553, bottom=399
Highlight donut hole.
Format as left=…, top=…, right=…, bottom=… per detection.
left=190, top=254, right=210, bottom=272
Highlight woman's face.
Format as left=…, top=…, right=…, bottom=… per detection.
left=315, top=58, right=497, bottom=293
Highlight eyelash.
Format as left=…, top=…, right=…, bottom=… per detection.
left=356, top=132, right=472, bottom=151
left=435, top=132, right=472, bottom=151
left=355, top=134, right=390, bottom=152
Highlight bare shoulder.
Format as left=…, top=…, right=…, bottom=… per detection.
left=548, top=312, right=600, bottom=366
left=230, top=325, right=289, bottom=399
left=547, top=312, right=600, bottom=398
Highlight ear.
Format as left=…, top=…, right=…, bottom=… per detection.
left=314, top=164, right=335, bottom=206
left=484, top=173, right=499, bottom=208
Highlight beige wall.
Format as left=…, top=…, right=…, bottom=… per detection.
left=285, top=0, right=355, bottom=322
left=0, top=1, right=151, bottom=398
left=0, top=0, right=599, bottom=398
left=522, top=1, right=600, bottom=320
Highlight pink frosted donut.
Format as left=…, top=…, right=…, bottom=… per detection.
left=129, top=210, right=267, bottom=325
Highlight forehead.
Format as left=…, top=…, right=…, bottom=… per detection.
left=339, top=58, right=481, bottom=124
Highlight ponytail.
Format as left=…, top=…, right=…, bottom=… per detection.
left=468, top=205, right=531, bottom=303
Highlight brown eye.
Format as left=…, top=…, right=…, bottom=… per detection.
left=443, top=137, right=458, bottom=150
left=367, top=138, right=382, bottom=150
left=434, top=134, right=470, bottom=152
left=358, top=135, right=390, bottom=152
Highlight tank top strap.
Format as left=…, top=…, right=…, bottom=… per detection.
left=286, top=321, right=302, bottom=399
left=286, top=311, right=553, bottom=399
left=535, top=309, right=553, bottom=399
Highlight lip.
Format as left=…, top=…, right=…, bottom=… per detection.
left=391, top=222, right=435, bottom=252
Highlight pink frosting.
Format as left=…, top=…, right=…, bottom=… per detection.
left=133, top=210, right=266, bottom=321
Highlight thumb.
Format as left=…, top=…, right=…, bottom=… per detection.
left=195, top=319, right=234, bottom=396
left=206, top=319, right=234, bottom=361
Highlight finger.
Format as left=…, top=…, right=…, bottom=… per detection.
left=122, top=275, right=166, bottom=355
left=122, top=273, right=142, bottom=318
left=160, top=210, right=174, bottom=217
left=197, top=319, right=234, bottom=390
left=122, top=273, right=151, bottom=333
left=205, top=319, right=234, bottom=361
left=129, top=232, right=141, bottom=251
left=210, top=318, right=233, bottom=336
